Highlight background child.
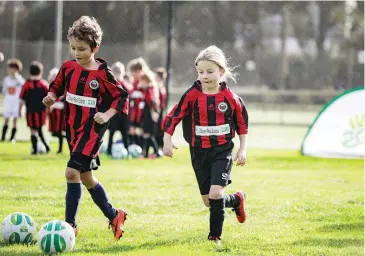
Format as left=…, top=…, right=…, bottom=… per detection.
left=19, top=61, right=50, bottom=154
left=107, top=61, right=132, bottom=155
left=127, top=57, right=148, bottom=148
left=47, top=67, right=65, bottom=153
left=140, top=70, right=161, bottom=158
left=1, top=59, right=25, bottom=143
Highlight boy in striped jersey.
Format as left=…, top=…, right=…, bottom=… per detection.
left=42, top=16, right=129, bottom=240
left=163, top=46, right=248, bottom=245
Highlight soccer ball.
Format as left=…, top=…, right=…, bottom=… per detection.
left=127, top=144, right=143, bottom=158
left=1, top=212, right=36, bottom=244
left=37, top=141, right=47, bottom=154
left=37, top=220, right=75, bottom=254
left=111, top=143, right=128, bottom=159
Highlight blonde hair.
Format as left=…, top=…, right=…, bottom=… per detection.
left=194, top=45, right=237, bottom=83
left=48, top=67, right=59, bottom=83
left=111, top=61, right=125, bottom=79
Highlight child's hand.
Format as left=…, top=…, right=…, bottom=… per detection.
left=163, top=137, right=178, bottom=157
left=94, top=112, right=111, bottom=124
left=234, top=148, right=247, bottom=166
left=42, top=93, right=56, bottom=107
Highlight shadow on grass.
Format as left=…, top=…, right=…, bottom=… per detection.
left=317, top=222, right=364, bottom=232
left=292, top=238, right=363, bottom=248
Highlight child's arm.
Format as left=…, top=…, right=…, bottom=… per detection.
left=233, top=96, right=249, bottom=166
left=95, top=66, right=129, bottom=124
left=162, top=92, right=192, bottom=157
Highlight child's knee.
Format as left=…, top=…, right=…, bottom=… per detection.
left=80, top=173, right=97, bottom=188
left=209, top=186, right=224, bottom=199
left=65, top=168, right=80, bottom=182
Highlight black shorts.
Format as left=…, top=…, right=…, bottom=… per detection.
left=141, top=109, right=155, bottom=135
left=67, top=153, right=101, bottom=173
left=190, top=142, right=234, bottom=195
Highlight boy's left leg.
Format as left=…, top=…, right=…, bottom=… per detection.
left=77, top=155, right=127, bottom=240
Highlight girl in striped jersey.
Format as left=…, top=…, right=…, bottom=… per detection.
left=163, top=46, right=248, bottom=244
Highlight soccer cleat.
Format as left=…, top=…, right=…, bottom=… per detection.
left=233, top=191, right=246, bottom=223
left=208, top=236, right=221, bottom=246
left=109, top=209, right=127, bottom=240
left=68, top=223, right=78, bottom=237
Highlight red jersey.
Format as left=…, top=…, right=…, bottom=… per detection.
left=48, top=58, right=129, bottom=157
left=163, top=80, right=248, bottom=148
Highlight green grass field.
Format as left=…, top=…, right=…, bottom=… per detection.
left=0, top=142, right=363, bottom=256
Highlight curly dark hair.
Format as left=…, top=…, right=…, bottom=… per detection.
left=67, top=16, right=103, bottom=51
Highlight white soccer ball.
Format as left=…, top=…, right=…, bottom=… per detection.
left=1, top=212, right=36, bottom=244
left=127, top=144, right=143, bottom=158
left=111, top=143, right=128, bottom=159
left=37, top=220, right=75, bottom=255
left=37, top=141, right=47, bottom=154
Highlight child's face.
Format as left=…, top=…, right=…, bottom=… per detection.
left=140, top=78, right=149, bottom=88
left=131, top=69, right=142, bottom=81
left=7, top=67, right=17, bottom=76
left=196, top=60, right=224, bottom=89
left=69, top=37, right=96, bottom=66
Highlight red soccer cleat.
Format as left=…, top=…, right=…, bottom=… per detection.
left=233, top=191, right=246, bottom=223
left=109, top=209, right=127, bottom=240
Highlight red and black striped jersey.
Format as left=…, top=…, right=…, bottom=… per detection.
left=129, top=80, right=143, bottom=123
left=48, top=58, right=129, bottom=157
left=20, top=79, right=49, bottom=113
left=163, top=80, right=248, bottom=148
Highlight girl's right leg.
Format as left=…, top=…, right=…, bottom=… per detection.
left=64, top=167, right=82, bottom=234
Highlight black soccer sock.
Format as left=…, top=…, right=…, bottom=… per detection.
left=143, top=137, right=150, bottom=158
left=121, top=130, right=129, bottom=149
left=209, top=198, right=225, bottom=237
left=137, top=135, right=144, bottom=148
left=224, top=194, right=240, bottom=208
left=107, top=131, right=115, bottom=155
left=149, top=136, right=160, bottom=155
left=58, top=134, right=63, bottom=153
left=1, top=125, right=8, bottom=141
left=38, top=128, right=50, bottom=152
left=65, top=183, right=82, bottom=227
left=156, top=135, right=163, bottom=148
left=88, top=183, right=117, bottom=221
left=31, top=135, right=38, bottom=154
left=9, top=128, right=17, bottom=141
